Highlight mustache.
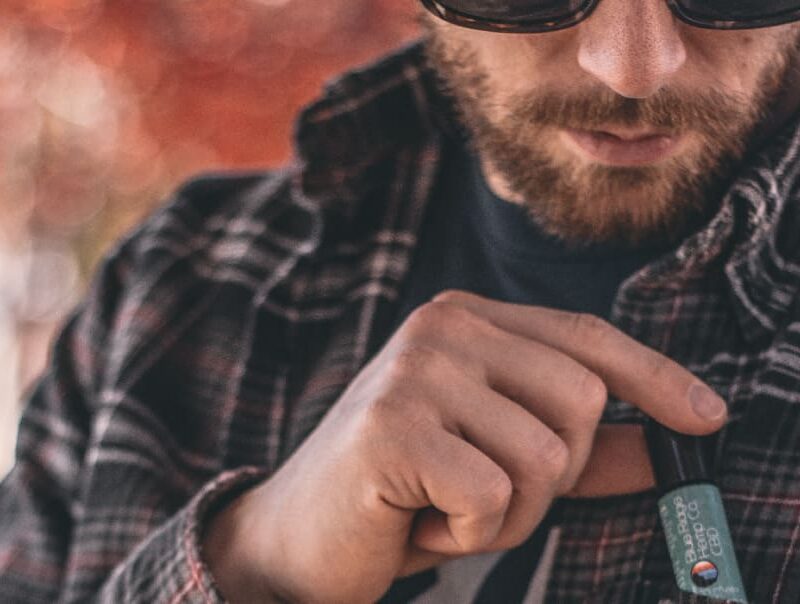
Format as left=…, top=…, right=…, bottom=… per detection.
left=506, top=87, right=757, bottom=138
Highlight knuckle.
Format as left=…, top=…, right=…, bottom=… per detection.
left=432, top=289, right=472, bottom=305
left=360, top=393, right=401, bottom=434
left=403, top=301, right=484, bottom=342
left=472, top=472, right=513, bottom=517
left=575, top=370, right=608, bottom=421
left=403, top=303, right=444, bottom=338
left=360, top=390, right=429, bottom=441
left=569, top=313, right=614, bottom=347
left=404, top=301, right=458, bottom=337
left=357, top=395, right=433, bottom=468
left=389, top=344, right=452, bottom=383
left=532, top=433, right=571, bottom=483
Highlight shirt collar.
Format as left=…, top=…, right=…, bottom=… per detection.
left=624, top=118, right=800, bottom=343
left=293, top=41, right=451, bottom=204
left=723, top=129, right=800, bottom=342
left=293, top=40, right=800, bottom=344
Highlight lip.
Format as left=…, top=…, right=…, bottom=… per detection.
left=562, top=127, right=682, bottom=167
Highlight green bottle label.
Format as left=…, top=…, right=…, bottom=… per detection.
left=658, top=484, right=748, bottom=603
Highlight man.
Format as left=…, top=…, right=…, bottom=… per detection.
left=2, top=0, right=800, bottom=602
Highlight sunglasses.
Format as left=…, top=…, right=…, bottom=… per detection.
left=420, top=0, right=800, bottom=33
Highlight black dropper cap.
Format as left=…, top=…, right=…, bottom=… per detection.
left=644, top=420, right=714, bottom=492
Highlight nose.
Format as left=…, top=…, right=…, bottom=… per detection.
left=577, top=0, right=687, bottom=98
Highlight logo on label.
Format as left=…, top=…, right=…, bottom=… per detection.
left=691, top=560, right=719, bottom=587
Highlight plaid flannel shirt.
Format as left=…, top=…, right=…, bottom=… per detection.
left=2, top=41, right=800, bottom=603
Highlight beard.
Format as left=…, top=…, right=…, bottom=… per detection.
left=423, top=26, right=799, bottom=247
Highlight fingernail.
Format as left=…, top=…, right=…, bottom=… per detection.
left=688, top=384, right=727, bottom=421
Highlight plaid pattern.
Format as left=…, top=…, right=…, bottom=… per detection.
left=2, top=41, right=800, bottom=603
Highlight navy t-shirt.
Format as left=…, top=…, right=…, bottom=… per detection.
left=393, top=144, right=682, bottom=325
left=382, top=142, right=688, bottom=603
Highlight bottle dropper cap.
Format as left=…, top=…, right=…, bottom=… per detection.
left=644, top=421, right=714, bottom=491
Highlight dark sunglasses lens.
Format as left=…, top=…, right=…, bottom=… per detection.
left=678, top=0, right=800, bottom=22
left=435, top=0, right=588, bottom=23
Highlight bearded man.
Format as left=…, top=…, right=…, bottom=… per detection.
left=3, top=1, right=800, bottom=602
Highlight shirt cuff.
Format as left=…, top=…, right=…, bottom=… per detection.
left=99, top=466, right=269, bottom=603
left=189, top=467, right=271, bottom=602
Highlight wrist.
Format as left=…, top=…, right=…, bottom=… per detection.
left=202, top=485, right=286, bottom=603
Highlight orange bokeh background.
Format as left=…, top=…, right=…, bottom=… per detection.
left=1, top=1, right=420, bottom=248
left=0, top=1, right=421, bottom=473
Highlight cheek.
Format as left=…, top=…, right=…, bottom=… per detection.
left=685, top=28, right=798, bottom=98
left=477, top=33, right=578, bottom=114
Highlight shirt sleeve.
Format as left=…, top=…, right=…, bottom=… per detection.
left=0, top=233, right=269, bottom=603
left=0, top=245, right=126, bottom=602
left=95, top=467, right=267, bottom=603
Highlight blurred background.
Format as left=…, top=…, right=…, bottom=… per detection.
left=0, top=1, right=420, bottom=477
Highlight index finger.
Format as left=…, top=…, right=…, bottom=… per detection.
left=432, top=290, right=727, bottom=435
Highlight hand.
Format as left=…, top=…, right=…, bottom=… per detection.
left=204, top=290, right=728, bottom=603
